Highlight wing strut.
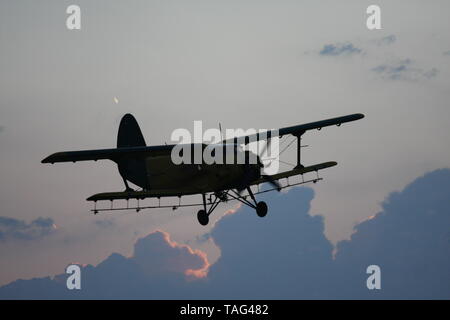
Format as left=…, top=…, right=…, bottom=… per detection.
left=294, top=130, right=306, bottom=169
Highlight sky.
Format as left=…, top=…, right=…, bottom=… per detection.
left=0, top=0, right=449, bottom=297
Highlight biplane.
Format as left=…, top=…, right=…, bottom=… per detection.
left=42, top=113, right=364, bottom=225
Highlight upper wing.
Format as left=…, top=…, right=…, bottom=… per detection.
left=41, top=144, right=175, bottom=164
left=43, top=113, right=364, bottom=163
left=222, top=113, right=364, bottom=145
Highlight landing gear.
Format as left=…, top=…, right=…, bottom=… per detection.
left=246, top=187, right=268, bottom=218
left=196, top=193, right=214, bottom=226
left=197, top=209, right=209, bottom=226
left=256, top=201, right=268, bottom=217
left=227, top=187, right=269, bottom=218
left=194, top=188, right=269, bottom=225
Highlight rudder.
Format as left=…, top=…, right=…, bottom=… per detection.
left=117, top=114, right=146, bottom=148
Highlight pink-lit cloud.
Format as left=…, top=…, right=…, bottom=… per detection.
left=154, top=230, right=210, bottom=279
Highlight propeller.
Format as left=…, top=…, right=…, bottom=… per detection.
left=237, top=139, right=281, bottom=194
left=258, top=139, right=281, bottom=191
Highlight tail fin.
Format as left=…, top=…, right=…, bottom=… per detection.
left=117, top=114, right=146, bottom=148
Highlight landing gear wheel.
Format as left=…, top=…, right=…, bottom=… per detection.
left=256, top=201, right=268, bottom=217
left=197, top=210, right=209, bottom=226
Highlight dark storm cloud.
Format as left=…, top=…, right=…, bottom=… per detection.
left=319, top=42, right=362, bottom=56
left=0, top=169, right=449, bottom=299
left=372, top=58, right=438, bottom=81
left=0, top=216, right=56, bottom=242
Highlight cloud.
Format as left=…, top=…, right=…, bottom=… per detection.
left=0, top=216, right=57, bottom=242
left=205, top=188, right=335, bottom=299
left=334, top=169, right=450, bottom=299
left=0, top=169, right=449, bottom=299
left=133, top=230, right=210, bottom=279
left=372, top=58, right=438, bottom=81
left=93, top=218, right=115, bottom=229
left=373, top=35, right=396, bottom=46
left=443, top=50, right=450, bottom=56
left=316, top=36, right=439, bottom=83
left=0, top=126, right=4, bottom=133
left=0, top=230, right=209, bottom=299
left=319, top=42, right=362, bottom=56
left=207, top=169, right=450, bottom=299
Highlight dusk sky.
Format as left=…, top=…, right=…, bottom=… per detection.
left=0, top=1, right=449, bottom=298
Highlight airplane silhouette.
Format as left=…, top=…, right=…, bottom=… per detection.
left=42, top=113, right=364, bottom=225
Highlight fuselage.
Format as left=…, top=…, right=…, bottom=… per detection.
left=118, top=146, right=261, bottom=195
